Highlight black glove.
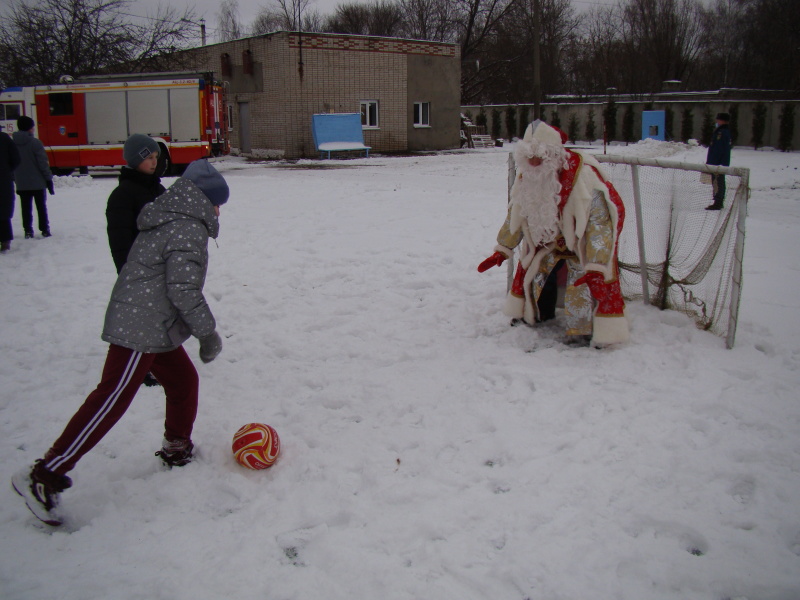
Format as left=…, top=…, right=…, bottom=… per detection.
left=46, top=181, right=55, bottom=195
left=199, top=331, right=222, bottom=363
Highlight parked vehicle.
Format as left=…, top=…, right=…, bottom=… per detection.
left=0, top=72, right=229, bottom=175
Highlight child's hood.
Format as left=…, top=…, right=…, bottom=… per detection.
left=136, top=178, right=220, bottom=239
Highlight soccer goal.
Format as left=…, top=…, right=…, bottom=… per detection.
left=505, top=153, right=750, bottom=348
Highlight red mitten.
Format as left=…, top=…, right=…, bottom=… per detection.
left=477, top=251, right=507, bottom=273
left=575, top=271, right=625, bottom=316
left=574, top=272, right=603, bottom=299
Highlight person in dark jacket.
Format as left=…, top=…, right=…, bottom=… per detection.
left=0, top=129, right=21, bottom=252
left=13, top=115, right=54, bottom=238
left=107, top=134, right=167, bottom=387
left=106, top=134, right=166, bottom=272
left=12, top=159, right=229, bottom=527
left=705, top=112, right=732, bottom=211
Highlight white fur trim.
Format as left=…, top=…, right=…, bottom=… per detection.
left=524, top=120, right=563, bottom=147
left=494, top=245, right=514, bottom=259
left=583, top=262, right=614, bottom=281
left=503, top=293, right=525, bottom=319
left=591, top=313, right=630, bottom=346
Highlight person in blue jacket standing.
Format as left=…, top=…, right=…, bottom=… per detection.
left=706, top=112, right=732, bottom=211
left=13, top=116, right=54, bottom=237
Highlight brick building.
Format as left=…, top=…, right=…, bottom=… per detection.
left=175, top=31, right=461, bottom=159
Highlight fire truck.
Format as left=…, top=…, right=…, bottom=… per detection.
left=0, top=72, right=229, bottom=175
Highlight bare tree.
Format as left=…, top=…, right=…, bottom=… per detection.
left=453, top=0, right=519, bottom=102
left=620, top=0, right=706, bottom=91
left=273, top=0, right=314, bottom=29
left=702, top=0, right=746, bottom=87
left=564, top=4, right=635, bottom=95
left=251, top=0, right=324, bottom=34
left=502, top=0, right=582, bottom=97
left=251, top=9, right=287, bottom=34
left=324, top=0, right=404, bottom=36
left=734, top=0, right=800, bottom=90
left=325, top=3, right=372, bottom=34
left=399, top=0, right=456, bottom=41
left=217, top=0, right=243, bottom=42
left=0, top=0, right=197, bottom=86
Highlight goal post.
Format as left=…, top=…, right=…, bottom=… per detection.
left=505, top=153, right=750, bottom=348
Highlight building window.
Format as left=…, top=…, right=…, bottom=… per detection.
left=242, top=50, right=253, bottom=75
left=360, top=100, right=379, bottom=129
left=227, top=104, right=234, bottom=131
left=413, top=102, right=430, bottom=127
left=221, top=53, right=232, bottom=77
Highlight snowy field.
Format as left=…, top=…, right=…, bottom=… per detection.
left=1, top=140, right=799, bottom=600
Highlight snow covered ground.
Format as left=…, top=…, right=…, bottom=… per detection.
left=1, top=140, right=798, bottom=600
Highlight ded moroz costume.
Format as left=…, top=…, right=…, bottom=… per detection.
left=478, top=120, right=629, bottom=346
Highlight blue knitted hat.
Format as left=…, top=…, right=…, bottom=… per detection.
left=182, top=159, right=229, bottom=207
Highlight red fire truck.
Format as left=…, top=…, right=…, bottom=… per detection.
left=0, top=71, right=229, bottom=175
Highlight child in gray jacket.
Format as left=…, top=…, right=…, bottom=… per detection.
left=12, top=159, right=229, bottom=526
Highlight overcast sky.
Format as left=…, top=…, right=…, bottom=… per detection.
left=124, top=0, right=619, bottom=44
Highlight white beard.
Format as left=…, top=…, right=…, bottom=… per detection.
left=510, top=158, right=563, bottom=248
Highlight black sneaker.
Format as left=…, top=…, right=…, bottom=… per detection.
left=24, top=231, right=34, bottom=239
left=155, top=438, right=194, bottom=467
left=142, top=372, right=161, bottom=387
left=11, top=460, right=73, bottom=526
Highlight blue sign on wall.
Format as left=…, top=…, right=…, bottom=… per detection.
left=642, top=111, right=666, bottom=141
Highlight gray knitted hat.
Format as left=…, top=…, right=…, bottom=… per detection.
left=123, top=134, right=159, bottom=169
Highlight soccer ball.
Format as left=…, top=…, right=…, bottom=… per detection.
left=232, top=423, right=280, bottom=470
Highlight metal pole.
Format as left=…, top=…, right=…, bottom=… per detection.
left=532, top=0, right=541, bottom=120
left=726, top=169, right=749, bottom=349
left=630, top=164, right=650, bottom=304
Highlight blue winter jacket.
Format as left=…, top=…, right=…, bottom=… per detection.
left=706, top=124, right=731, bottom=166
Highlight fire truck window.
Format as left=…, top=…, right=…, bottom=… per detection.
left=6, top=104, right=22, bottom=120
left=49, top=93, right=74, bottom=116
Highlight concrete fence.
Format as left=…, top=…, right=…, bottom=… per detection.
left=462, top=100, right=799, bottom=150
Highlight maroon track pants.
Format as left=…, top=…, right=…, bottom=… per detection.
left=43, top=344, right=199, bottom=475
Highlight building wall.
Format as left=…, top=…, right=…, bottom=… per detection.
left=288, top=33, right=408, bottom=156
left=407, top=54, right=462, bottom=151
left=178, top=32, right=460, bottom=158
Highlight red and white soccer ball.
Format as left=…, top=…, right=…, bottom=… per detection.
left=232, top=423, right=280, bottom=470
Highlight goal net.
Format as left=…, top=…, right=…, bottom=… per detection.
left=506, top=153, right=750, bottom=348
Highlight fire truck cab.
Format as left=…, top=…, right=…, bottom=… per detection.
left=0, top=72, right=229, bottom=175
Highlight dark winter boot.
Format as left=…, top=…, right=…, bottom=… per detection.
left=41, top=229, right=52, bottom=238
left=142, top=372, right=161, bottom=387
left=24, top=230, right=34, bottom=239
left=155, top=438, right=194, bottom=467
left=0, top=241, right=10, bottom=252
left=705, top=203, right=723, bottom=211
left=11, top=460, right=73, bottom=526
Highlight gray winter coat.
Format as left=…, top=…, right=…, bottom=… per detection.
left=102, top=178, right=219, bottom=353
left=12, top=130, right=52, bottom=191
